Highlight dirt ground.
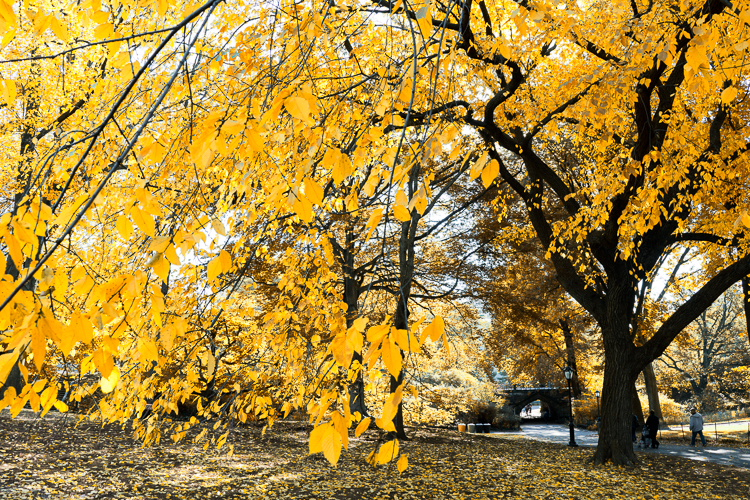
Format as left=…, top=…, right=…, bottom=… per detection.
left=2, top=409, right=750, bottom=499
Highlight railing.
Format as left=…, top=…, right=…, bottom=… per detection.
left=496, top=385, right=565, bottom=391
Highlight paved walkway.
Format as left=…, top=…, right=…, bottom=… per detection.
left=492, top=424, right=750, bottom=469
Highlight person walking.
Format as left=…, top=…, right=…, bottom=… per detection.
left=632, top=414, right=639, bottom=443
left=645, top=410, right=660, bottom=448
left=689, top=407, right=707, bottom=447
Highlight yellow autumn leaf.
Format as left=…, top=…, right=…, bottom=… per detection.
left=129, top=205, right=155, bottom=237
left=441, top=331, right=451, bottom=355
left=365, top=208, right=384, bottom=240
left=156, top=0, right=168, bottom=16
left=60, top=311, right=93, bottom=357
left=116, top=215, right=133, bottom=240
left=150, top=253, right=170, bottom=283
left=211, top=218, right=227, bottom=236
left=499, top=43, right=512, bottom=59
left=39, top=385, right=57, bottom=418
left=1, top=79, right=16, bottom=106
left=321, top=424, right=342, bottom=465
left=205, top=351, right=216, bottom=378
left=354, top=417, right=371, bottom=437
left=331, top=332, right=353, bottom=366
left=139, top=339, right=159, bottom=363
left=30, top=326, right=46, bottom=371
left=377, top=439, right=399, bottom=464
left=94, top=22, right=114, bottom=39
left=207, top=255, right=222, bottom=281
left=421, top=316, right=445, bottom=343
left=379, top=386, right=403, bottom=430
left=304, top=177, right=325, bottom=205
left=38, top=315, right=63, bottom=343
left=393, top=204, right=411, bottom=222
left=380, top=337, right=402, bottom=378
left=721, top=86, right=739, bottom=104
left=100, top=365, right=120, bottom=393
left=4, top=232, right=22, bottom=269
left=416, top=4, right=432, bottom=39
left=50, top=17, right=69, bottom=42
left=219, top=249, right=232, bottom=273
left=284, top=96, right=311, bottom=123
left=353, top=317, right=368, bottom=332
left=309, top=422, right=329, bottom=455
left=245, top=127, right=264, bottom=152
left=397, top=453, right=408, bottom=473
left=481, top=159, right=499, bottom=188
left=470, top=151, right=489, bottom=180
left=92, top=348, right=114, bottom=378
left=366, top=323, right=390, bottom=344
left=293, top=195, right=314, bottom=223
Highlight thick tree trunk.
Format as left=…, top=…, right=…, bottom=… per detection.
left=592, top=282, right=647, bottom=466
left=593, top=349, right=642, bottom=465
left=561, top=319, right=581, bottom=397
left=641, top=362, right=663, bottom=422
left=391, top=287, right=409, bottom=440
left=0, top=362, right=23, bottom=399
left=345, top=295, right=368, bottom=418
left=343, top=225, right=369, bottom=419
left=387, top=197, right=419, bottom=441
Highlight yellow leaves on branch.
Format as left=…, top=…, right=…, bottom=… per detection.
left=393, top=189, right=411, bottom=222
left=415, top=3, right=432, bottom=40
left=207, top=250, right=232, bottom=281
left=721, top=86, right=739, bottom=104
left=284, top=96, right=312, bottom=125
left=309, top=417, right=348, bottom=466
left=365, top=208, right=384, bottom=240
left=366, top=439, right=400, bottom=466
left=0, top=79, right=15, bottom=106
left=59, top=311, right=93, bottom=357
left=303, top=177, right=325, bottom=206
left=354, top=417, right=371, bottom=437
left=100, top=365, right=120, bottom=393
left=129, top=205, right=155, bottom=237
left=421, top=316, right=444, bottom=343
left=375, top=384, right=402, bottom=433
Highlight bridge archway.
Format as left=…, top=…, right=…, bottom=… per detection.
left=500, top=388, right=570, bottom=422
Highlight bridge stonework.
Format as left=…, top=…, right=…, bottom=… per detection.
left=498, top=388, right=571, bottom=421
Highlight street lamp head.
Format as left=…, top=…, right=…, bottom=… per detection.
left=563, top=365, right=573, bottom=380
left=595, top=390, right=600, bottom=398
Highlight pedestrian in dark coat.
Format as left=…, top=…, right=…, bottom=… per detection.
left=645, top=410, right=660, bottom=448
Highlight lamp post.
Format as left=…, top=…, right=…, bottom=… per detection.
left=595, top=390, right=600, bottom=419
left=564, top=366, right=578, bottom=447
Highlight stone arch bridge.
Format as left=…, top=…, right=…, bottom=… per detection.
left=497, top=387, right=571, bottom=421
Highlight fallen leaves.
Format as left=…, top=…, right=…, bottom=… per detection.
left=2, top=410, right=750, bottom=499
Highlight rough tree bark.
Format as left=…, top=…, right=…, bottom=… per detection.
left=560, top=319, right=581, bottom=397
left=342, top=224, right=369, bottom=419
left=389, top=199, right=420, bottom=440
left=641, top=363, right=663, bottom=421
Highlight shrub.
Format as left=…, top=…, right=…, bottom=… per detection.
left=573, top=393, right=599, bottom=427
left=492, top=406, right=521, bottom=430
left=638, top=392, right=686, bottom=424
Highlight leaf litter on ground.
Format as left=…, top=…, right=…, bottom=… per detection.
left=1, top=410, right=750, bottom=499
